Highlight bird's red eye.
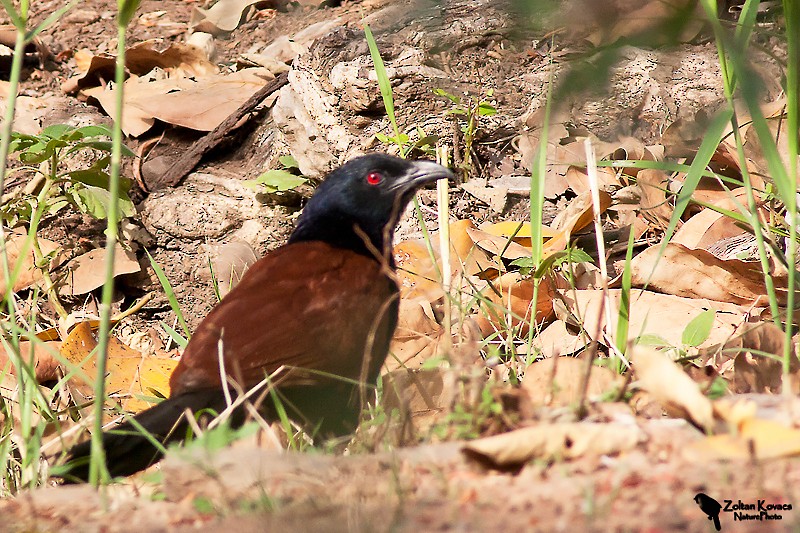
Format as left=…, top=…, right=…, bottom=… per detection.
left=366, top=171, right=383, bottom=185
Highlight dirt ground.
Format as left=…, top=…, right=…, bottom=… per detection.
left=0, top=0, right=798, bottom=531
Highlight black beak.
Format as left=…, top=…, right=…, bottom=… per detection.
left=391, top=160, right=455, bottom=194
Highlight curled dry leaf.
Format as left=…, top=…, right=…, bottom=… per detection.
left=63, top=42, right=218, bottom=94
left=244, top=20, right=342, bottom=70
left=564, top=165, right=620, bottom=195
left=60, top=321, right=177, bottom=413
left=480, top=220, right=557, bottom=249
left=462, top=422, right=645, bottom=468
left=585, top=0, right=706, bottom=47
left=631, top=346, right=714, bottom=431
left=465, top=226, right=531, bottom=261
left=672, top=203, right=751, bottom=251
left=520, top=356, right=621, bottom=415
left=474, top=272, right=555, bottom=337
left=629, top=242, right=779, bottom=305
left=0, top=235, right=60, bottom=294
left=545, top=190, right=612, bottom=254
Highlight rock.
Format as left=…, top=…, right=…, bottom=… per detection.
left=140, top=172, right=275, bottom=243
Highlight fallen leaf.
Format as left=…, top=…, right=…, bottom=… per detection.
left=631, top=346, right=714, bottom=430
left=387, top=298, right=444, bottom=371
left=564, top=165, right=620, bottom=195
left=0, top=235, right=61, bottom=294
left=205, top=240, right=259, bottom=298
left=559, top=288, right=751, bottom=350
left=60, top=321, right=177, bottom=413
left=545, top=190, right=612, bottom=254
left=190, top=0, right=264, bottom=34
left=381, top=368, right=449, bottom=437
left=531, top=319, right=591, bottom=358
left=463, top=422, right=645, bottom=467
left=635, top=168, right=673, bottom=228
left=687, top=418, right=800, bottom=461
left=465, top=226, right=531, bottom=262
left=475, top=272, right=555, bottom=337
left=0, top=339, right=61, bottom=382
left=63, top=42, right=218, bottom=94
left=706, top=321, right=798, bottom=394
left=629, top=243, right=780, bottom=305
left=59, top=244, right=141, bottom=297
left=521, top=356, right=621, bottom=412
left=85, top=68, right=274, bottom=137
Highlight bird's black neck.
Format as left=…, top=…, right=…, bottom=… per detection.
left=288, top=213, right=394, bottom=265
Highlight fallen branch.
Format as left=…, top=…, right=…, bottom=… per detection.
left=154, top=71, right=289, bottom=189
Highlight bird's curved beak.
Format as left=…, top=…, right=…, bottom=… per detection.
left=392, top=160, right=455, bottom=194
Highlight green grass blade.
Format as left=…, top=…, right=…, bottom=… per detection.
left=146, top=250, right=191, bottom=339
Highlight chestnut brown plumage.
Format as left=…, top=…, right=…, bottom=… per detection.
left=62, top=154, right=453, bottom=482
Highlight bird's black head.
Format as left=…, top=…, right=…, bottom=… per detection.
left=289, top=154, right=453, bottom=257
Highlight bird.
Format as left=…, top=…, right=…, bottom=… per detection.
left=694, top=493, right=722, bottom=531
left=61, top=153, right=453, bottom=482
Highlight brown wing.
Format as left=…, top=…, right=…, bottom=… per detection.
left=169, top=241, right=398, bottom=396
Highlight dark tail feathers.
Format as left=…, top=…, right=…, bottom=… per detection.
left=62, top=388, right=234, bottom=483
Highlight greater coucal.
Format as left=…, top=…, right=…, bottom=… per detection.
left=62, top=154, right=453, bottom=482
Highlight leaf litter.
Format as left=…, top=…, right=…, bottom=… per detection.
left=1, top=0, right=799, bottom=531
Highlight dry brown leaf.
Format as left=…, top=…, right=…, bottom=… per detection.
left=465, top=226, right=531, bottom=261
left=0, top=339, right=61, bottom=382
left=586, top=0, right=706, bottom=47
left=0, top=81, right=53, bottom=134
left=687, top=418, right=800, bottom=461
left=387, top=298, right=444, bottom=372
left=521, top=356, right=621, bottom=412
left=60, top=244, right=141, bottom=297
left=394, top=220, right=487, bottom=300
left=706, top=321, right=798, bottom=394
left=85, top=68, right=273, bottom=137
left=564, top=165, right=620, bottom=195
left=629, top=243, right=778, bottom=305
left=631, top=346, right=713, bottom=430
left=480, top=220, right=558, bottom=248
left=635, top=168, right=673, bottom=228
left=475, top=273, right=555, bottom=337
left=462, top=422, right=645, bottom=467
left=514, top=110, right=570, bottom=198
left=531, top=319, right=590, bottom=358
left=672, top=206, right=741, bottom=250
left=0, top=235, right=60, bottom=294
left=559, top=288, right=750, bottom=349
left=546, top=190, right=612, bottom=254
left=382, top=368, right=449, bottom=436
left=394, top=240, right=442, bottom=301
left=60, top=321, right=177, bottom=413
left=190, top=0, right=264, bottom=34
left=63, top=42, right=218, bottom=94
left=205, top=240, right=259, bottom=298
